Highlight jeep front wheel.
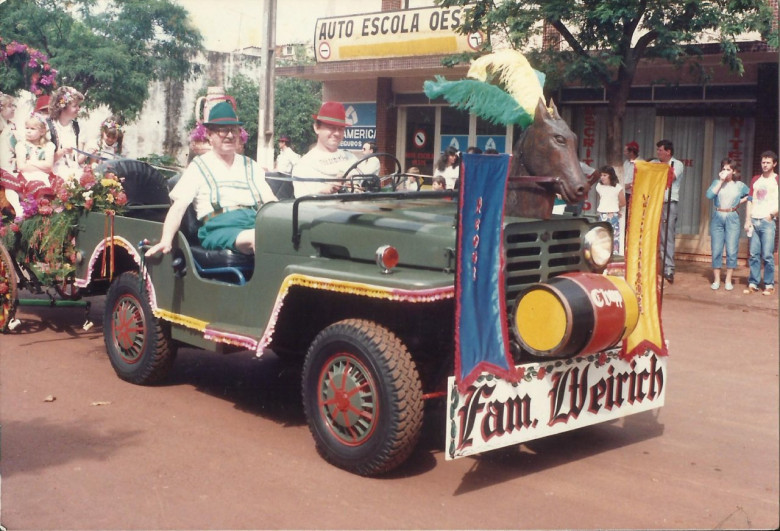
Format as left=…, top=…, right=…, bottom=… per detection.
left=302, top=319, right=423, bottom=476
left=104, top=272, right=174, bottom=385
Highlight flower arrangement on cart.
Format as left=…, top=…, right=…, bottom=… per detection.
left=0, top=166, right=128, bottom=313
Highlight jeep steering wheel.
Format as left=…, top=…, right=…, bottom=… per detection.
left=341, top=152, right=403, bottom=193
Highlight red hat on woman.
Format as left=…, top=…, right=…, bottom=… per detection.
left=312, top=101, right=347, bottom=127
left=626, top=141, right=640, bottom=152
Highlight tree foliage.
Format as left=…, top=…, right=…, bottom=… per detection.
left=436, top=0, right=778, bottom=164
left=274, top=76, right=322, bottom=156
left=0, top=0, right=203, bottom=120
left=227, top=73, right=261, bottom=159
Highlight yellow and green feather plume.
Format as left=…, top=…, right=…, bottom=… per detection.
left=423, top=50, right=546, bottom=128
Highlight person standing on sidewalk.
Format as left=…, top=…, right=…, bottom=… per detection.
left=743, top=150, right=779, bottom=296
left=653, top=139, right=684, bottom=283
left=275, top=135, right=300, bottom=174
left=622, top=140, right=642, bottom=206
left=706, top=158, right=748, bottom=291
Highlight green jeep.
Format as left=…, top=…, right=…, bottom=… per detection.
left=15, top=156, right=662, bottom=476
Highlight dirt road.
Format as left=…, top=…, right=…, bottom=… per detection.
left=1, top=288, right=777, bottom=529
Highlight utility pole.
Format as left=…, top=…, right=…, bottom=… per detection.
left=256, top=0, right=276, bottom=168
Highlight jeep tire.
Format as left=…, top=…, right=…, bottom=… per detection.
left=302, top=319, right=423, bottom=476
left=104, top=271, right=174, bottom=385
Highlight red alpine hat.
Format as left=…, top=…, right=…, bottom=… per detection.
left=35, top=95, right=50, bottom=113
left=312, top=101, right=347, bottom=127
left=626, top=141, right=640, bottom=151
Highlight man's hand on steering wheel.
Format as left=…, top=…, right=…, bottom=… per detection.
left=341, top=152, right=403, bottom=192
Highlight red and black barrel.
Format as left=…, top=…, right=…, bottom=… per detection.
left=511, top=272, right=638, bottom=358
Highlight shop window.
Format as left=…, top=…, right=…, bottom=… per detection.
left=440, top=106, right=469, bottom=153
left=404, top=106, right=435, bottom=177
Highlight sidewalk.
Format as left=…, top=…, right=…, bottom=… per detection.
left=661, top=259, right=779, bottom=314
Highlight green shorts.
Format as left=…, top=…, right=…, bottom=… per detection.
left=197, top=208, right=256, bottom=251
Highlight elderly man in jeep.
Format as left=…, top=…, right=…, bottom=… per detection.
left=145, top=101, right=276, bottom=256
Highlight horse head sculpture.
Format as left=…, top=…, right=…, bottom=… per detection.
left=506, top=99, right=587, bottom=219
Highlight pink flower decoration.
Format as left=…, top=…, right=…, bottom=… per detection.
left=190, top=122, right=209, bottom=143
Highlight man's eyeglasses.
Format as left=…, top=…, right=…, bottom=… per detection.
left=210, top=126, right=240, bottom=138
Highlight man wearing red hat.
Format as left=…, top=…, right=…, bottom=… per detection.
left=291, top=101, right=357, bottom=197
left=145, top=101, right=277, bottom=256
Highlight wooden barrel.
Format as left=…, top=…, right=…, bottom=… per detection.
left=511, top=272, right=638, bottom=358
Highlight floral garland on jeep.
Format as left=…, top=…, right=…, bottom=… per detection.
left=0, top=165, right=128, bottom=287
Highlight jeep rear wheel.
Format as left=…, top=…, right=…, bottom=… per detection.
left=104, top=272, right=174, bottom=385
left=302, top=319, right=423, bottom=476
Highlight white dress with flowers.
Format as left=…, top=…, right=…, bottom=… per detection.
left=51, top=120, right=81, bottom=181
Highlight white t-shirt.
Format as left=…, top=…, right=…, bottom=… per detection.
left=275, top=146, right=300, bottom=174
left=596, top=182, right=624, bottom=213
left=434, top=164, right=459, bottom=189
left=622, top=157, right=642, bottom=190
left=170, top=151, right=277, bottom=221
left=291, top=146, right=357, bottom=197
left=356, top=156, right=380, bottom=175
left=748, top=174, right=779, bottom=219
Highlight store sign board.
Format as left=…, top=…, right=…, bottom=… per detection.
left=339, top=102, right=377, bottom=150
left=314, top=6, right=483, bottom=62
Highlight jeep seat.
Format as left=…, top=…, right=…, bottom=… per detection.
left=166, top=173, right=254, bottom=284
left=98, top=159, right=171, bottom=222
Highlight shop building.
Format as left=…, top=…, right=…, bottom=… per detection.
left=276, top=0, right=779, bottom=261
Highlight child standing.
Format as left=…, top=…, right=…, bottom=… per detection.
left=595, top=165, right=626, bottom=254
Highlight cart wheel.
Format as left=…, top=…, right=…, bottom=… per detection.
left=54, top=271, right=81, bottom=300
left=302, top=319, right=423, bottom=476
left=103, top=271, right=174, bottom=384
left=0, top=243, right=18, bottom=333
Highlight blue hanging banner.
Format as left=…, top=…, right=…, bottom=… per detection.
left=454, top=153, right=517, bottom=391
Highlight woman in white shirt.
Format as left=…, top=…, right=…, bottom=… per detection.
left=595, top=165, right=626, bottom=254
left=433, top=146, right=460, bottom=189
left=48, top=86, right=85, bottom=181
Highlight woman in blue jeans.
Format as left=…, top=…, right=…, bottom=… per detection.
left=706, top=158, right=749, bottom=290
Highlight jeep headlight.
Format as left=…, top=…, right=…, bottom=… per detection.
left=582, top=226, right=612, bottom=272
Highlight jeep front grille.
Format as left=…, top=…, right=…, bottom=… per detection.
left=503, top=220, right=587, bottom=314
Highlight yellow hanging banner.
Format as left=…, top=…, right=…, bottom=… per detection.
left=622, top=161, right=671, bottom=359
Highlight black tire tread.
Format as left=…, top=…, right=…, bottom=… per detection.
left=104, top=272, right=174, bottom=385
left=302, top=318, right=423, bottom=476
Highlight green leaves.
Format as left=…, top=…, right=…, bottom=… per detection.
left=437, top=0, right=777, bottom=87
left=273, top=77, right=322, bottom=157
left=0, top=0, right=203, bottom=120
